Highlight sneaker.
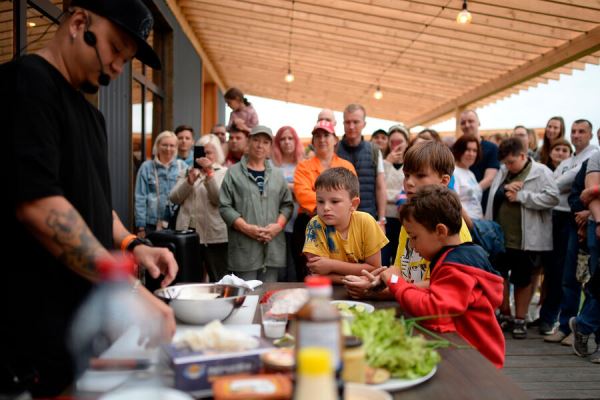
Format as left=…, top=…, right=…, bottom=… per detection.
left=569, top=317, right=590, bottom=357
left=591, top=349, right=600, bottom=364
left=539, top=321, right=555, bottom=336
left=497, top=314, right=513, bottom=332
left=512, top=319, right=528, bottom=339
left=544, top=330, right=567, bottom=343
left=561, top=333, right=574, bottom=346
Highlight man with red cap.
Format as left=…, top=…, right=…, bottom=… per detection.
left=0, top=0, right=177, bottom=395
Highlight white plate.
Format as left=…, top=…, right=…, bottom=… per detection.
left=371, top=365, right=437, bottom=391
left=331, top=300, right=375, bottom=313
left=345, top=383, right=392, bottom=400
left=100, top=387, right=193, bottom=400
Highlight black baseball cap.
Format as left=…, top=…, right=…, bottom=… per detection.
left=71, top=0, right=161, bottom=70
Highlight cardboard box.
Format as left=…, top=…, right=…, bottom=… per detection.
left=163, top=339, right=274, bottom=395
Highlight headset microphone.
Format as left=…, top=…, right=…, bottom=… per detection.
left=83, top=30, right=110, bottom=86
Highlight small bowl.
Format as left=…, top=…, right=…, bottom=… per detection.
left=154, top=283, right=248, bottom=325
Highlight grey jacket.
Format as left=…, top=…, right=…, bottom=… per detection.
left=485, top=160, right=559, bottom=251
left=219, top=156, right=293, bottom=271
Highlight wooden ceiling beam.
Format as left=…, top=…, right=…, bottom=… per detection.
left=165, top=0, right=226, bottom=91
left=203, top=40, right=472, bottom=94
left=187, top=11, right=511, bottom=73
left=200, top=33, right=488, bottom=89
left=407, top=24, right=600, bottom=126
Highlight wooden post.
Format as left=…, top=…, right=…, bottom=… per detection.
left=455, top=106, right=465, bottom=138
left=202, top=80, right=218, bottom=135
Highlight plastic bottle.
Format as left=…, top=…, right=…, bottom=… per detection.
left=295, top=276, right=342, bottom=371
left=294, top=347, right=337, bottom=400
left=68, top=253, right=162, bottom=387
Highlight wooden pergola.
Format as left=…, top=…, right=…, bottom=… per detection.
left=168, top=0, right=600, bottom=129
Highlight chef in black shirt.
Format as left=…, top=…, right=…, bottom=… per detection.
left=0, top=0, right=178, bottom=396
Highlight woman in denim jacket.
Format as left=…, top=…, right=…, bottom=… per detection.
left=219, top=126, right=293, bottom=282
left=135, top=131, right=187, bottom=236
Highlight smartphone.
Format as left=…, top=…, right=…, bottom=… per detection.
left=193, top=145, right=205, bottom=169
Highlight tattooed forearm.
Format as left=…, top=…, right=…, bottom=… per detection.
left=46, top=208, right=104, bottom=278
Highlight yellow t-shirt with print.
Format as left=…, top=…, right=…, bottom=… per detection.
left=303, top=211, right=389, bottom=265
left=393, top=219, right=472, bottom=283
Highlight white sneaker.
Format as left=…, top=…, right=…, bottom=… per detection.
left=544, top=330, right=567, bottom=343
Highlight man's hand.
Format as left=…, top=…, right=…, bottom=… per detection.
left=306, top=255, right=333, bottom=275
left=580, top=186, right=598, bottom=206
left=137, top=287, right=176, bottom=347
left=258, top=223, right=283, bottom=243
left=575, top=210, right=591, bottom=228
left=133, top=245, right=178, bottom=288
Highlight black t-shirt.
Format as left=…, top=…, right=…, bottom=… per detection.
left=248, top=167, right=266, bottom=194
left=1, top=55, right=113, bottom=394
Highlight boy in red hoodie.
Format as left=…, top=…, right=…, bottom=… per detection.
left=365, top=185, right=505, bottom=368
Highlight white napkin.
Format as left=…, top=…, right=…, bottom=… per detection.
left=217, top=273, right=262, bottom=290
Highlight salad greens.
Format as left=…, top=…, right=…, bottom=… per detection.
left=350, top=309, right=444, bottom=379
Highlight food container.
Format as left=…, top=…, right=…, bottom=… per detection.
left=163, top=338, right=274, bottom=395
left=154, top=283, right=248, bottom=325
left=212, top=374, right=293, bottom=400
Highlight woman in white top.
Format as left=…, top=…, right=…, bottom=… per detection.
left=452, top=134, right=484, bottom=220
left=170, top=134, right=228, bottom=281
left=381, top=125, right=410, bottom=266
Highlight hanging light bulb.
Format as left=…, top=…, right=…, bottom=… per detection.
left=27, top=21, right=37, bottom=27
left=373, top=86, right=383, bottom=100
left=456, top=0, right=472, bottom=24
left=285, top=68, right=295, bottom=83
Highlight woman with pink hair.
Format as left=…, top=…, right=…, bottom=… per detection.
left=272, top=126, right=304, bottom=281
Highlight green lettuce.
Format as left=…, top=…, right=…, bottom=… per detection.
left=350, top=309, right=442, bottom=379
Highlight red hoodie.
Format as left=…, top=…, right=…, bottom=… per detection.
left=387, top=243, right=505, bottom=368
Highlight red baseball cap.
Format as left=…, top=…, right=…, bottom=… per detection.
left=312, top=120, right=335, bottom=135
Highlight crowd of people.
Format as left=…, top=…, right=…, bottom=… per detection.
left=3, top=0, right=598, bottom=393
left=134, top=90, right=599, bottom=367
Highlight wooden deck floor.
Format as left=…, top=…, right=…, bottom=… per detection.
left=504, top=330, right=600, bottom=399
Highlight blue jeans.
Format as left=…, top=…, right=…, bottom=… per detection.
left=381, top=218, right=401, bottom=267
left=540, top=211, right=571, bottom=325
left=575, top=222, right=600, bottom=339
left=558, top=219, right=582, bottom=334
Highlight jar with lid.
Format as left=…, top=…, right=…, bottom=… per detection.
left=342, top=336, right=366, bottom=384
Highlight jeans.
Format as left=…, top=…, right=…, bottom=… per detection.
left=557, top=219, right=582, bottom=334
left=540, top=211, right=571, bottom=325
left=381, top=217, right=401, bottom=267
left=575, top=222, right=600, bottom=339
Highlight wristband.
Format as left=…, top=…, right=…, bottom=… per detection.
left=277, top=219, right=286, bottom=229
left=205, top=169, right=214, bottom=178
left=120, top=234, right=137, bottom=252
left=126, top=237, right=153, bottom=252
left=594, top=185, right=599, bottom=195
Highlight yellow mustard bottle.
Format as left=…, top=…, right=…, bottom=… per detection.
left=294, top=347, right=337, bottom=400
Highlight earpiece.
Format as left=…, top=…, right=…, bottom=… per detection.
left=83, top=30, right=96, bottom=47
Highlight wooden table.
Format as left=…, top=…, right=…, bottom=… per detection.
left=257, top=282, right=531, bottom=400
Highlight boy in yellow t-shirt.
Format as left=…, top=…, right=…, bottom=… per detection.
left=303, top=167, right=389, bottom=284
left=343, top=141, right=472, bottom=297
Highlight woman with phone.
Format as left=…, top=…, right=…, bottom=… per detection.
left=134, top=131, right=187, bottom=236
left=170, top=134, right=229, bottom=281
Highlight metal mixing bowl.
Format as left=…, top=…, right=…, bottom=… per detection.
left=154, top=283, right=248, bottom=325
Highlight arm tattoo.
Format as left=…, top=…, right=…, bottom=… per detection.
left=46, top=208, right=103, bottom=279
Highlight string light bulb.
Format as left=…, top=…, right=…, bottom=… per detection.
left=373, top=86, right=383, bottom=100
left=27, top=21, right=37, bottom=27
left=456, top=0, right=472, bottom=24
left=285, top=68, right=295, bottom=83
